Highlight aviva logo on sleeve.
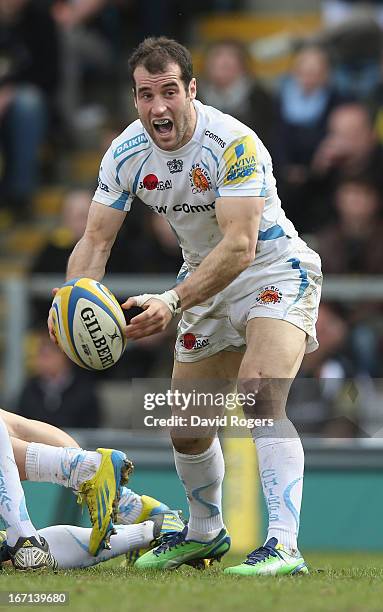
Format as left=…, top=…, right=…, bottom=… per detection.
left=223, top=135, right=257, bottom=185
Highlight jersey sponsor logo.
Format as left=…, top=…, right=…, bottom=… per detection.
left=189, top=163, right=212, bottom=194
left=180, top=333, right=209, bottom=350
left=113, top=133, right=148, bottom=159
left=148, top=202, right=215, bottom=215
left=167, top=159, right=183, bottom=173
left=97, top=176, right=109, bottom=192
left=140, top=175, right=172, bottom=191
left=205, top=129, right=226, bottom=148
left=142, top=174, right=158, bottom=190
left=255, top=285, right=282, bottom=305
left=148, top=205, right=168, bottom=214
left=223, top=135, right=257, bottom=185
left=173, top=202, right=215, bottom=214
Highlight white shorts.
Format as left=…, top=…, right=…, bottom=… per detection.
left=175, top=241, right=322, bottom=363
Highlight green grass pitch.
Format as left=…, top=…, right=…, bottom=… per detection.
left=2, top=553, right=383, bottom=612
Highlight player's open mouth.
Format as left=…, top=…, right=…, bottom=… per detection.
left=152, top=119, right=173, bottom=135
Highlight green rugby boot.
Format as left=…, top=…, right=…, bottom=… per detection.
left=125, top=509, right=185, bottom=565
left=224, top=537, right=308, bottom=576
left=134, top=526, right=230, bottom=570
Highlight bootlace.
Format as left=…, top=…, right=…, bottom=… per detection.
left=153, top=527, right=188, bottom=556
left=244, top=544, right=282, bottom=566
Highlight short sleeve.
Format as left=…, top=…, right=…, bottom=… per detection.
left=93, top=146, right=134, bottom=212
left=216, top=134, right=266, bottom=198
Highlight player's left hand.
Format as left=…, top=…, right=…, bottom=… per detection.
left=122, top=297, right=173, bottom=339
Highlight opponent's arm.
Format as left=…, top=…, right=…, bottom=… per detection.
left=124, top=196, right=263, bottom=339
left=175, top=195, right=264, bottom=309
left=66, top=200, right=127, bottom=281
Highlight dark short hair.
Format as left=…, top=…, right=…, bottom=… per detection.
left=128, top=37, right=193, bottom=92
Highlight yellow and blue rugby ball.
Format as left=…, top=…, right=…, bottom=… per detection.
left=51, top=278, right=127, bottom=370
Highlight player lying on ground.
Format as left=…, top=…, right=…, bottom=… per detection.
left=0, top=513, right=184, bottom=571
left=0, top=410, right=185, bottom=568
left=0, top=410, right=184, bottom=570
left=48, top=37, right=321, bottom=575
left=0, top=413, right=184, bottom=570
left=1, top=407, right=133, bottom=558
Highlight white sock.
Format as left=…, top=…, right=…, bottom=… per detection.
left=252, top=418, right=304, bottom=551
left=116, top=487, right=143, bottom=524
left=38, top=522, right=154, bottom=569
left=25, top=443, right=101, bottom=490
left=0, top=417, right=40, bottom=546
left=174, top=438, right=225, bottom=542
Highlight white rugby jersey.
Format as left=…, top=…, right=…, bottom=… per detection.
left=93, top=100, right=298, bottom=271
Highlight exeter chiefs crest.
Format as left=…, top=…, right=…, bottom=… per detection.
left=189, top=163, right=212, bottom=194
left=256, top=286, right=282, bottom=304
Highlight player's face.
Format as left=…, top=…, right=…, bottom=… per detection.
left=133, top=63, right=197, bottom=151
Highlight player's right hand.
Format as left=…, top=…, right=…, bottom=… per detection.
left=47, top=287, right=59, bottom=344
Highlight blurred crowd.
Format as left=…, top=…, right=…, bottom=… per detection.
left=3, top=0, right=383, bottom=435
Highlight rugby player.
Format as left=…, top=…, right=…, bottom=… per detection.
left=0, top=412, right=184, bottom=570
left=48, top=37, right=322, bottom=575
left=2, top=409, right=172, bottom=536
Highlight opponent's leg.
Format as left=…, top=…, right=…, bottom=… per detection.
left=5, top=415, right=166, bottom=529
left=1, top=509, right=185, bottom=570
left=225, top=318, right=308, bottom=576
left=0, top=417, right=57, bottom=570
left=117, top=488, right=171, bottom=524
left=23, top=443, right=133, bottom=555
left=36, top=523, right=155, bottom=569
left=0, top=418, right=38, bottom=546
left=0, top=409, right=79, bottom=447
left=136, top=351, right=241, bottom=570
left=11, top=436, right=170, bottom=554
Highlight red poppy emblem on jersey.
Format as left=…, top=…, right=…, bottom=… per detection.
left=143, top=174, right=159, bottom=190
left=182, top=333, right=196, bottom=350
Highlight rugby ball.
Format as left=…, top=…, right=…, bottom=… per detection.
left=51, top=278, right=127, bottom=370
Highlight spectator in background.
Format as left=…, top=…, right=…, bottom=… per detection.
left=30, top=185, right=147, bottom=277
left=30, top=188, right=91, bottom=324
left=52, top=0, right=123, bottom=135
left=17, top=330, right=101, bottom=428
left=312, top=103, right=382, bottom=180
left=317, top=178, right=383, bottom=273
left=294, top=102, right=383, bottom=231
left=316, top=178, right=383, bottom=378
left=320, top=1, right=383, bottom=98
left=288, top=302, right=360, bottom=436
left=31, top=188, right=91, bottom=276
left=0, top=0, right=61, bottom=223
left=366, top=51, right=383, bottom=144
left=274, top=45, right=345, bottom=227
left=198, top=40, right=273, bottom=147
left=322, top=0, right=383, bottom=29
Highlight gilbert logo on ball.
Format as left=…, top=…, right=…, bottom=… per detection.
left=51, top=278, right=127, bottom=370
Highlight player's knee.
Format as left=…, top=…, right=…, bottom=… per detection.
left=171, top=436, right=212, bottom=454
left=237, top=376, right=288, bottom=419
